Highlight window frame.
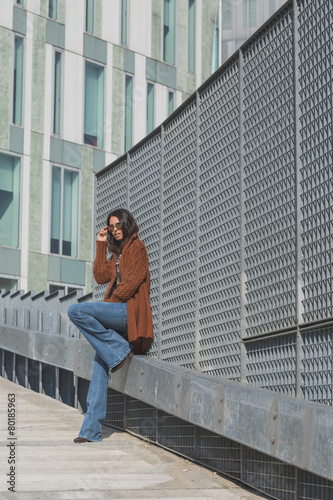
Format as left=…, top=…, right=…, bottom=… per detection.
left=163, top=0, right=176, bottom=66
left=124, top=73, right=133, bottom=153
left=12, top=35, right=24, bottom=127
left=0, top=152, right=21, bottom=249
left=0, top=275, right=18, bottom=293
left=48, top=0, right=58, bottom=20
left=48, top=282, right=84, bottom=295
left=83, top=60, right=105, bottom=149
left=146, top=81, right=155, bottom=135
left=167, top=89, right=174, bottom=117
left=49, top=164, right=80, bottom=259
left=85, top=0, right=95, bottom=34
left=188, top=0, right=195, bottom=73
left=52, top=49, right=63, bottom=136
left=120, top=0, right=129, bottom=46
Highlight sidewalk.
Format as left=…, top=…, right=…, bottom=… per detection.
left=0, top=377, right=267, bottom=500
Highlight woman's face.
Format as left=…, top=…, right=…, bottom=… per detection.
left=108, top=216, right=123, bottom=241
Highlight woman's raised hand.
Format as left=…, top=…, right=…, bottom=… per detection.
left=97, top=226, right=108, bottom=241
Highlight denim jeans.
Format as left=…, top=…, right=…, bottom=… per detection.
left=67, top=301, right=131, bottom=441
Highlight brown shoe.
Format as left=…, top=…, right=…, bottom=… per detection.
left=111, top=351, right=133, bottom=373
left=73, top=437, right=92, bottom=443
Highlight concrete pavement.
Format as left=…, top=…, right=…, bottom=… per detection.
left=0, top=376, right=267, bottom=500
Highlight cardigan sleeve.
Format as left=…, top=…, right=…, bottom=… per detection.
left=110, top=243, right=148, bottom=303
left=93, top=241, right=113, bottom=284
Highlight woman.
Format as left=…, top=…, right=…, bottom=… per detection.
left=68, top=208, right=153, bottom=443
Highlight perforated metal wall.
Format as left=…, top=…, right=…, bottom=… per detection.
left=243, top=5, right=296, bottom=336
left=128, top=133, right=162, bottom=356
left=95, top=0, right=333, bottom=406
left=301, top=325, right=333, bottom=405
left=198, top=59, right=241, bottom=380
left=245, top=332, right=297, bottom=396
left=297, top=0, right=333, bottom=324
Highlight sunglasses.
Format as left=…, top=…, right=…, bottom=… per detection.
left=108, top=222, right=122, bottom=232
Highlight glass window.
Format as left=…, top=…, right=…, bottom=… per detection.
left=0, top=277, right=18, bottom=292
left=0, top=154, right=20, bottom=248
left=163, top=0, right=175, bottom=65
left=86, top=0, right=94, bottom=33
left=50, top=166, right=79, bottom=258
left=16, top=0, right=23, bottom=5
left=269, top=0, right=276, bottom=16
left=121, top=0, right=128, bottom=45
left=49, top=283, right=82, bottom=295
left=147, top=82, right=154, bottom=134
left=249, top=0, right=257, bottom=28
left=222, top=0, right=232, bottom=30
left=53, top=51, right=61, bottom=135
left=124, top=74, right=133, bottom=152
left=49, top=0, right=57, bottom=19
left=188, top=0, right=195, bottom=72
left=212, top=2, right=220, bottom=73
left=84, top=62, right=104, bottom=148
left=13, top=36, right=24, bottom=126
left=168, top=91, right=174, bottom=116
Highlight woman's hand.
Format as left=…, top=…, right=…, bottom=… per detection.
left=97, top=226, right=108, bottom=241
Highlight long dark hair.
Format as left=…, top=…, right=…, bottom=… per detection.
left=106, top=208, right=139, bottom=255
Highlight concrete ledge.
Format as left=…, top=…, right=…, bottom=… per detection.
left=110, top=355, right=333, bottom=481
left=1, top=326, right=332, bottom=481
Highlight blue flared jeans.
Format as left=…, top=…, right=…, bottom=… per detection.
left=67, top=301, right=131, bottom=441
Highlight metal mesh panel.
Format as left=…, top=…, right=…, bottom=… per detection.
left=297, top=0, right=333, bottom=323
left=161, top=100, right=197, bottom=368
left=197, top=427, right=241, bottom=479
left=243, top=7, right=297, bottom=335
left=128, top=133, right=162, bottom=356
left=125, top=396, right=157, bottom=441
left=105, top=388, right=125, bottom=429
left=94, top=158, right=128, bottom=301
left=245, top=333, right=297, bottom=396
left=299, top=470, right=333, bottom=500
left=4, top=351, right=14, bottom=381
left=301, top=326, right=333, bottom=405
left=198, top=60, right=241, bottom=379
left=242, top=446, right=296, bottom=500
left=158, top=411, right=196, bottom=458
left=15, top=354, right=26, bottom=387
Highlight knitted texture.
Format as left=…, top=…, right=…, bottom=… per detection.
left=93, top=235, right=154, bottom=354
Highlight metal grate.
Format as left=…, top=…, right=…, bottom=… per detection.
left=301, top=326, right=333, bottom=405
left=243, top=6, right=297, bottom=336
left=128, top=133, right=162, bottom=356
left=242, top=446, right=296, bottom=500
left=161, top=100, right=197, bottom=368
left=197, top=427, right=241, bottom=479
left=158, top=411, right=196, bottom=459
left=245, top=333, right=297, bottom=396
left=198, top=60, right=241, bottom=380
left=297, top=0, right=333, bottom=323
left=125, top=396, right=157, bottom=442
left=298, top=470, right=333, bottom=500
left=105, top=388, right=125, bottom=429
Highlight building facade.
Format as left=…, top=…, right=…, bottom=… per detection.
left=0, top=0, right=282, bottom=295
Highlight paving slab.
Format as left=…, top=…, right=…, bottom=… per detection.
left=0, top=377, right=267, bottom=500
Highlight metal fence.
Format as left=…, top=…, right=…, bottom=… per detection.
left=95, top=0, right=332, bottom=405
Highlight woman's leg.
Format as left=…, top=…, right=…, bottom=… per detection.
left=77, top=353, right=109, bottom=442
left=67, top=301, right=132, bottom=442
left=68, top=302, right=132, bottom=370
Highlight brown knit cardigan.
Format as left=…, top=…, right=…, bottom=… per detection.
left=93, top=234, right=153, bottom=354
